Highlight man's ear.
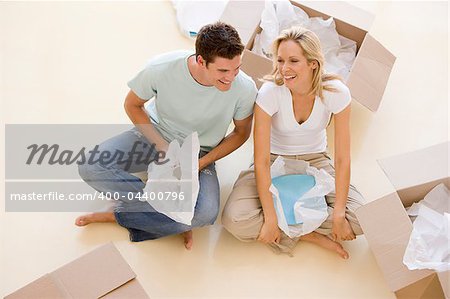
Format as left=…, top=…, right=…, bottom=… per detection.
left=197, top=55, right=206, bottom=67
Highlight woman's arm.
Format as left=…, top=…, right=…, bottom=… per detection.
left=332, top=105, right=356, bottom=241
left=254, top=105, right=281, bottom=244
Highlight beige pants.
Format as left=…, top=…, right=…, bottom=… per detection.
left=222, top=152, right=365, bottom=255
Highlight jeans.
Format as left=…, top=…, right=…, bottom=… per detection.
left=78, top=128, right=220, bottom=241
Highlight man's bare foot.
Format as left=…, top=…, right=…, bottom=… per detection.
left=300, top=231, right=349, bottom=259
left=75, top=212, right=116, bottom=226
left=182, top=230, right=193, bottom=250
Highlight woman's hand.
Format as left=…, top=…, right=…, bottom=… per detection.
left=257, top=217, right=281, bottom=244
left=332, top=216, right=356, bottom=241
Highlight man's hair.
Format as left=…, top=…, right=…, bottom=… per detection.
left=195, top=22, right=244, bottom=66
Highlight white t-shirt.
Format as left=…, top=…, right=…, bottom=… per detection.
left=256, top=80, right=351, bottom=155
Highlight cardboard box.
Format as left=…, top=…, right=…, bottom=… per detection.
left=220, top=1, right=396, bottom=111
left=5, top=243, right=150, bottom=299
left=355, top=142, right=450, bottom=299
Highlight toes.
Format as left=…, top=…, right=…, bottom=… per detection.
left=75, top=216, right=89, bottom=226
left=336, top=244, right=349, bottom=259
left=184, top=236, right=193, bottom=250
left=183, top=231, right=193, bottom=250
left=184, top=240, right=193, bottom=250
left=75, top=218, right=84, bottom=226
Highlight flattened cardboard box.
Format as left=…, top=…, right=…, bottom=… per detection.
left=220, top=1, right=396, bottom=111
left=5, top=243, right=150, bottom=299
left=355, top=142, right=450, bottom=299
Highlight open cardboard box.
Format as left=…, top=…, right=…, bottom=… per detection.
left=355, top=142, right=450, bottom=299
left=5, top=243, right=150, bottom=299
left=220, top=1, right=396, bottom=111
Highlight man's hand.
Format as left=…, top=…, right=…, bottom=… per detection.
left=257, top=218, right=281, bottom=244
left=196, top=115, right=253, bottom=172
left=332, top=216, right=356, bottom=241
left=198, top=157, right=208, bottom=171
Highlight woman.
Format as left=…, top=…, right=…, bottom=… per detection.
left=222, top=27, right=364, bottom=259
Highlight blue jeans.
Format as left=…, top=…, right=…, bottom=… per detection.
left=78, top=128, right=220, bottom=242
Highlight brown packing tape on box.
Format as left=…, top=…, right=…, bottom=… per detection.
left=5, top=243, right=150, bottom=299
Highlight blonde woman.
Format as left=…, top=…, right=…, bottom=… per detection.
left=222, top=27, right=364, bottom=259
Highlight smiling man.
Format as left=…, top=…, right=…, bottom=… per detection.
left=75, top=22, right=257, bottom=250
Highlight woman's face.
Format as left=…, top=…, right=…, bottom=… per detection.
left=276, top=39, right=316, bottom=90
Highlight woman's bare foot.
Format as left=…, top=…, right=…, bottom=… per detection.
left=75, top=212, right=116, bottom=226
left=300, top=231, right=349, bottom=259
left=182, top=230, right=193, bottom=250
left=332, top=217, right=356, bottom=241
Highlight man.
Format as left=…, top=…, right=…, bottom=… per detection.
left=75, top=22, right=257, bottom=250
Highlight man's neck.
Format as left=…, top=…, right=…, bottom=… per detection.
left=187, top=55, right=212, bottom=86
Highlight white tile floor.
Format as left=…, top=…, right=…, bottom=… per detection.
left=1, top=1, right=448, bottom=298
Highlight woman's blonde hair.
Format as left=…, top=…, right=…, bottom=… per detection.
left=264, top=26, right=342, bottom=99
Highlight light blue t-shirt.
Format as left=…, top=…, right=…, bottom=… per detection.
left=128, top=50, right=257, bottom=151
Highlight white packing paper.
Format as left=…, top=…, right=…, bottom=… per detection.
left=172, top=0, right=228, bottom=37
left=143, top=132, right=200, bottom=225
left=403, top=183, right=450, bottom=272
left=254, top=0, right=357, bottom=80
left=269, top=156, right=334, bottom=238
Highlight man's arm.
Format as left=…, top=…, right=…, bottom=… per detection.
left=124, top=90, right=169, bottom=151
left=198, top=114, right=253, bottom=170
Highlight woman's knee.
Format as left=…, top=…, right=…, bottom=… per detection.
left=221, top=201, right=238, bottom=233
left=221, top=191, right=242, bottom=232
left=349, top=218, right=364, bottom=236
left=346, top=189, right=365, bottom=236
left=222, top=195, right=262, bottom=241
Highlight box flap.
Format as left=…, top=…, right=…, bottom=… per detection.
left=346, top=34, right=396, bottom=111
left=50, top=243, right=136, bottom=298
left=395, top=274, right=446, bottom=299
left=101, top=278, right=150, bottom=299
left=396, top=178, right=450, bottom=208
left=438, top=271, right=450, bottom=299
left=4, top=274, right=68, bottom=299
left=291, top=2, right=367, bottom=50
left=299, top=1, right=374, bottom=32
left=355, top=193, right=434, bottom=291
left=241, top=49, right=273, bottom=89
left=378, top=142, right=449, bottom=192
left=4, top=243, right=149, bottom=299
left=220, top=1, right=265, bottom=46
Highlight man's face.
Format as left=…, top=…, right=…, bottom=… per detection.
left=202, top=55, right=242, bottom=92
